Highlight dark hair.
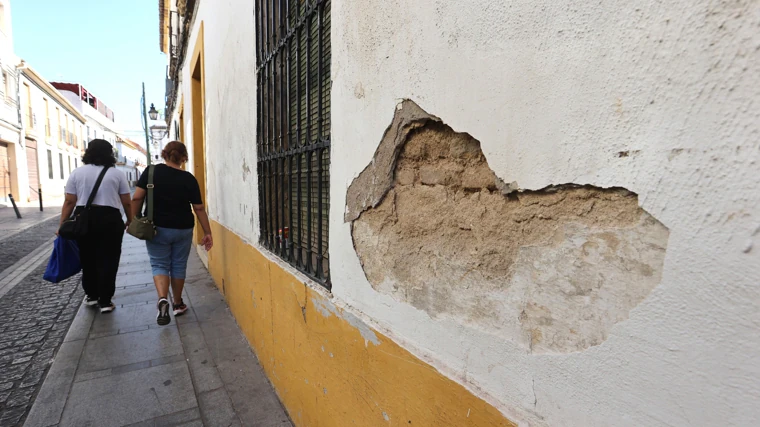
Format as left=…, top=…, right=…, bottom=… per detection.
left=82, top=139, right=116, bottom=167
left=162, top=141, right=189, bottom=164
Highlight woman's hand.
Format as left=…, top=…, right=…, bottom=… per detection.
left=202, top=233, right=213, bottom=251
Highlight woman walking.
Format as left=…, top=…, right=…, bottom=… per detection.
left=60, top=139, right=133, bottom=313
left=132, top=141, right=213, bottom=326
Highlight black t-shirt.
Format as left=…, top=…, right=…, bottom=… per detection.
left=137, top=164, right=203, bottom=229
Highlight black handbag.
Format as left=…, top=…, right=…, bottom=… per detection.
left=58, top=166, right=111, bottom=240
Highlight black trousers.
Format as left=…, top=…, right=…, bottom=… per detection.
left=76, top=206, right=124, bottom=305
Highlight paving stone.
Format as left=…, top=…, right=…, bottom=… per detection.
left=198, top=388, right=239, bottom=427
left=59, top=362, right=197, bottom=427
left=126, top=407, right=202, bottom=427
left=0, top=406, right=25, bottom=426
left=78, top=327, right=183, bottom=374
left=5, top=386, right=35, bottom=407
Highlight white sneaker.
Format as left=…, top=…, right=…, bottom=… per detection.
left=84, top=296, right=98, bottom=307
left=99, top=303, right=116, bottom=313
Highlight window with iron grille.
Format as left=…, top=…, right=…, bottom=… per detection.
left=256, top=0, right=332, bottom=288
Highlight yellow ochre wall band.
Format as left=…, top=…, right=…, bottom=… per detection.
left=206, top=220, right=516, bottom=427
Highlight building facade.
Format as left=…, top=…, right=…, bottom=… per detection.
left=16, top=64, right=86, bottom=205
left=115, top=136, right=147, bottom=185
left=51, top=82, right=119, bottom=148
left=159, top=1, right=760, bottom=426
left=0, top=0, right=20, bottom=204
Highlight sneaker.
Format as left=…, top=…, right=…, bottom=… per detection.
left=172, top=300, right=188, bottom=316
left=84, top=296, right=98, bottom=307
left=99, top=303, right=116, bottom=313
left=157, top=298, right=171, bottom=326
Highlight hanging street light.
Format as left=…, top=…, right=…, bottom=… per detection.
left=148, top=103, right=159, bottom=121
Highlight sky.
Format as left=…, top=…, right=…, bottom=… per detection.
left=12, top=0, right=167, bottom=145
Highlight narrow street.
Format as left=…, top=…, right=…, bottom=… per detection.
left=0, top=207, right=289, bottom=426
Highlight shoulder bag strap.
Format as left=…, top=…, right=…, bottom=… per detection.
left=146, top=165, right=155, bottom=222
left=85, top=166, right=110, bottom=209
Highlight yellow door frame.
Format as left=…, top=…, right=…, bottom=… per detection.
left=190, top=22, right=206, bottom=244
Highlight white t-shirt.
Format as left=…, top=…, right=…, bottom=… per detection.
left=64, top=165, right=130, bottom=209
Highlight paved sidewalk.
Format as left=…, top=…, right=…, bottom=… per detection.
left=25, top=235, right=292, bottom=427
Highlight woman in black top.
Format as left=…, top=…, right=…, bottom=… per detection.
left=131, top=141, right=213, bottom=326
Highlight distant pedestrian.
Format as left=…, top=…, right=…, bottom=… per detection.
left=131, top=141, right=213, bottom=326
left=59, top=139, right=133, bottom=313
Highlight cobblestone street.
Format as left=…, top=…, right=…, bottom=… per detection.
left=0, top=213, right=84, bottom=427
left=0, top=216, right=59, bottom=273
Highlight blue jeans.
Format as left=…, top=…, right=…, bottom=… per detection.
left=145, top=227, right=194, bottom=279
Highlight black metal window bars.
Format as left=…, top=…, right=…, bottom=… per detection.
left=256, top=0, right=331, bottom=288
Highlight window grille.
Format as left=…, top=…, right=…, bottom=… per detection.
left=256, top=0, right=331, bottom=287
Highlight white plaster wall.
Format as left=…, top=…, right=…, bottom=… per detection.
left=329, top=0, right=760, bottom=426
left=178, top=0, right=259, bottom=243
left=169, top=0, right=760, bottom=425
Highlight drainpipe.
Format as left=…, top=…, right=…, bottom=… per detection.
left=16, top=63, right=24, bottom=148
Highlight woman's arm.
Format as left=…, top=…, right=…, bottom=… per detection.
left=59, top=194, right=77, bottom=229
left=131, top=187, right=146, bottom=220
left=120, top=194, right=133, bottom=227
left=192, top=204, right=213, bottom=251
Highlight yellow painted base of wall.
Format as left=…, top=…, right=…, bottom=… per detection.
left=206, top=220, right=516, bottom=427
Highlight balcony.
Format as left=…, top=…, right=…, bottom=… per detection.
left=117, top=155, right=136, bottom=167
left=0, top=96, right=19, bottom=127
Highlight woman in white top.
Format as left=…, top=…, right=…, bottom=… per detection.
left=60, top=139, right=133, bottom=313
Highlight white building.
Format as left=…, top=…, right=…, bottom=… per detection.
left=115, top=136, right=146, bottom=185
left=17, top=63, right=86, bottom=205
left=160, top=1, right=760, bottom=426
left=0, top=0, right=20, bottom=205
left=51, top=82, right=119, bottom=148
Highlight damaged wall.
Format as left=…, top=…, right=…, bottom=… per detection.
left=348, top=105, right=669, bottom=353
left=331, top=0, right=760, bottom=425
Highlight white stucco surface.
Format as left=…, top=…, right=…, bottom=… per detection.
left=329, top=0, right=760, bottom=426
left=171, top=0, right=760, bottom=425
left=179, top=0, right=259, bottom=244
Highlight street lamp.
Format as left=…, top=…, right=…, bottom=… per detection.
left=150, top=125, right=168, bottom=163
left=148, top=103, right=159, bottom=121
left=150, top=124, right=168, bottom=142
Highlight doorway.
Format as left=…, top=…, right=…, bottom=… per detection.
left=25, top=139, right=39, bottom=201
left=0, top=143, right=9, bottom=203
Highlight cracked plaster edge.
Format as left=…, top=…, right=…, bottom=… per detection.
left=343, top=99, right=642, bottom=225
left=344, top=99, right=443, bottom=223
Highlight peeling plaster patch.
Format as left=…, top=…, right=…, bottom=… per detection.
left=348, top=100, right=670, bottom=354
left=312, top=297, right=381, bottom=346
left=354, top=82, right=365, bottom=99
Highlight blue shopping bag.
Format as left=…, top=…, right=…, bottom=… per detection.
left=43, top=237, right=82, bottom=283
